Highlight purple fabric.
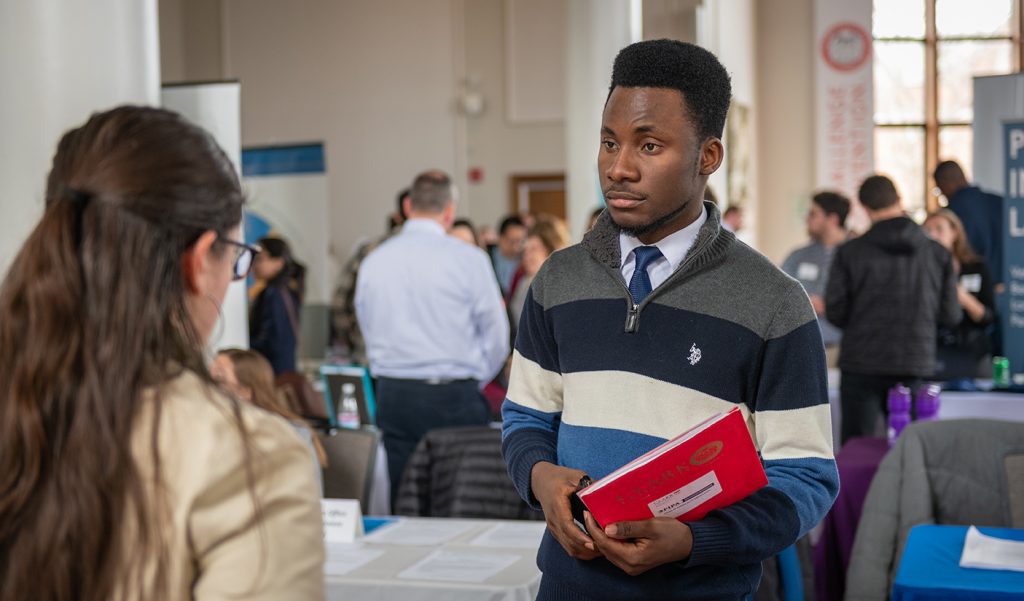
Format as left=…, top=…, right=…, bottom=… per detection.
left=814, top=437, right=889, bottom=601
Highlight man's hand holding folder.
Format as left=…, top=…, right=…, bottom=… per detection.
left=531, top=462, right=602, bottom=561
left=531, top=407, right=767, bottom=575
left=584, top=511, right=694, bottom=576
left=532, top=461, right=696, bottom=574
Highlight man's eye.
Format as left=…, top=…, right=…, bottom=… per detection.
left=602, top=140, right=617, bottom=150
left=642, top=143, right=659, bottom=152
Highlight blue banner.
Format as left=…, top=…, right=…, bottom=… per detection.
left=1002, top=122, right=1024, bottom=381
left=241, top=143, right=325, bottom=176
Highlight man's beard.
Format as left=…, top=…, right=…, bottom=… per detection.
left=615, top=198, right=691, bottom=238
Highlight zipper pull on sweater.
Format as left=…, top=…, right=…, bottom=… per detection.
left=625, top=303, right=639, bottom=333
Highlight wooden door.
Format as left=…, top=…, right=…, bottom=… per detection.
left=509, top=173, right=566, bottom=220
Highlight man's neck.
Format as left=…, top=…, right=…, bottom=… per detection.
left=868, top=205, right=904, bottom=223
left=820, top=228, right=846, bottom=249
left=406, top=212, right=447, bottom=228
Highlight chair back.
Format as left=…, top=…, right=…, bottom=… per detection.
left=317, top=427, right=379, bottom=510
left=395, top=425, right=543, bottom=520
left=846, top=419, right=1024, bottom=601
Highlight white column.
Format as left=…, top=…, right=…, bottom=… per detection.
left=0, top=0, right=160, bottom=276
left=565, top=0, right=639, bottom=239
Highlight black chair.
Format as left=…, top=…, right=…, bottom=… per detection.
left=394, top=425, right=543, bottom=520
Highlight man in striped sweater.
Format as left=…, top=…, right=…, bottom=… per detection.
left=501, top=39, right=839, bottom=600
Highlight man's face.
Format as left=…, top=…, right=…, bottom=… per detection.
left=599, top=86, right=714, bottom=244
left=498, top=224, right=526, bottom=259
left=806, top=204, right=828, bottom=241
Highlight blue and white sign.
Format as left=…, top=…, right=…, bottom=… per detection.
left=1002, top=122, right=1024, bottom=379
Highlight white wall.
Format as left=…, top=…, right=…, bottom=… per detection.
left=462, top=0, right=567, bottom=231
left=754, top=0, right=816, bottom=263
left=221, top=0, right=460, bottom=263
left=159, top=0, right=224, bottom=83
left=699, top=0, right=758, bottom=248
left=0, top=0, right=161, bottom=277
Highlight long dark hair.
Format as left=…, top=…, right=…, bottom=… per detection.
left=258, top=236, right=306, bottom=303
left=0, top=106, right=245, bottom=600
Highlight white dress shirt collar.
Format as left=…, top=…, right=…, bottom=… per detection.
left=619, top=205, right=708, bottom=285
left=401, top=218, right=447, bottom=236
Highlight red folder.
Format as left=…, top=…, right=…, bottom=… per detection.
left=577, top=406, right=768, bottom=528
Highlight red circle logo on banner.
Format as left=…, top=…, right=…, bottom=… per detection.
left=821, top=22, right=871, bottom=72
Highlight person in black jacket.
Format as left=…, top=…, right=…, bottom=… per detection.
left=250, top=237, right=305, bottom=375
left=924, top=209, right=996, bottom=379
left=826, top=175, right=960, bottom=443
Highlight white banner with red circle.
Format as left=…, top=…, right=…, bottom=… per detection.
left=815, top=0, right=874, bottom=210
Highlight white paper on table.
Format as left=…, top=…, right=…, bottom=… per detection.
left=397, top=549, right=520, bottom=583
left=323, top=543, right=386, bottom=576
left=468, top=522, right=546, bottom=549
left=362, top=519, right=476, bottom=546
left=959, top=526, right=1024, bottom=572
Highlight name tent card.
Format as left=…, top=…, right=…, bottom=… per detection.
left=321, top=499, right=363, bottom=544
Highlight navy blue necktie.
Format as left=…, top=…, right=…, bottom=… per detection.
left=628, top=245, right=663, bottom=304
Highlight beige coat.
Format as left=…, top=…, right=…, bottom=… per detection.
left=126, top=371, right=325, bottom=600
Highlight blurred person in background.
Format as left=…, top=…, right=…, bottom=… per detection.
left=933, top=160, right=1004, bottom=291
left=923, top=210, right=996, bottom=379
left=0, top=106, right=323, bottom=601
left=330, top=187, right=410, bottom=364
left=356, top=171, right=508, bottom=507
left=721, top=205, right=744, bottom=233
left=781, top=191, right=851, bottom=366
left=251, top=236, right=305, bottom=375
left=490, top=214, right=527, bottom=296
left=509, top=215, right=570, bottom=332
left=213, top=348, right=326, bottom=494
left=451, top=217, right=479, bottom=246
left=826, top=175, right=960, bottom=443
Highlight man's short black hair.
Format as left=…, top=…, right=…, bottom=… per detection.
left=858, top=175, right=900, bottom=211
left=933, top=160, right=965, bottom=182
left=396, top=187, right=411, bottom=219
left=498, top=215, right=525, bottom=236
left=812, top=191, right=851, bottom=228
left=609, top=39, right=732, bottom=140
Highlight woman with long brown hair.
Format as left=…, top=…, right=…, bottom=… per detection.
left=924, top=209, right=997, bottom=378
left=213, top=348, right=327, bottom=494
left=0, top=106, right=324, bottom=600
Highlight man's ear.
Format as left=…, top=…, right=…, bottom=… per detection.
left=442, top=202, right=456, bottom=230
left=700, top=138, right=725, bottom=176
left=182, top=230, right=218, bottom=294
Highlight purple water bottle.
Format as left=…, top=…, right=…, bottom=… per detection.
left=887, top=384, right=912, bottom=447
left=915, top=384, right=941, bottom=422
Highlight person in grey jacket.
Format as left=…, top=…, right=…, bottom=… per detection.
left=826, top=175, right=960, bottom=443
left=781, top=191, right=851, bottom=366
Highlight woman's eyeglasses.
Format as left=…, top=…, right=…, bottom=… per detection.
left=217, top=237, right=261, bottom=281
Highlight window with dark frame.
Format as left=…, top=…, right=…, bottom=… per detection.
left=873, top=0, right=1022, bottom=217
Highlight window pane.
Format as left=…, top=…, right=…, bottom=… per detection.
left=939, top=125, right=974, bottom=189
left=874, top=0, right=925, bottom=38
left=936, top=0, right=1013, bottom=37
left=874, top=41, right=925, bottom=124
left=875, top=127, right=926, bottom=217
left=938, top=40, right=1014, bottom=122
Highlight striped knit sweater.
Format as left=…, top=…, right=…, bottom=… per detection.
left=501, top=203, right=839, bottom=601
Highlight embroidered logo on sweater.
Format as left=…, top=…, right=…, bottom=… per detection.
left=688, top=343, right=702, bottom=366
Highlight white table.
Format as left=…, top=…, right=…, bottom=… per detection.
left=827, top=383, right=1024, bottom=447
left=324, top=517, right=543, bottom=601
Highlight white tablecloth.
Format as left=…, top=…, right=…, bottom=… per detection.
left=827, top=381, right=1024, bottom=447
left=325, top=518, right=542, bottom=601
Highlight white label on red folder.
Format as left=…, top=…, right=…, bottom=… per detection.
left=647, top=470, right=722, bottom=518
